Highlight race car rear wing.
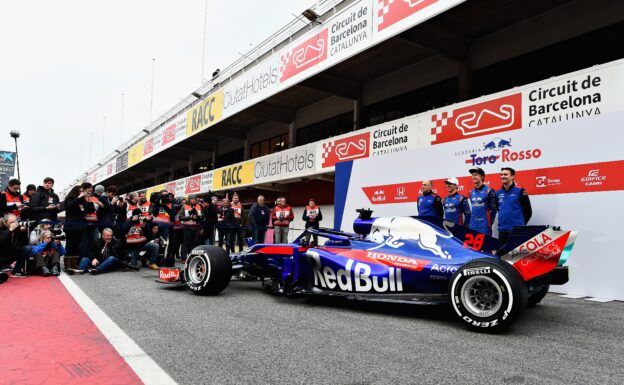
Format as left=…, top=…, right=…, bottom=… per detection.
left=500, top=226, right=579, bottom=281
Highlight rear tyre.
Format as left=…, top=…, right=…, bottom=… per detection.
left=449, top=259, right=527, bottom=331
left=527, top=284, right=550, bottom=308
left=184, top=246, right=232, bottom=296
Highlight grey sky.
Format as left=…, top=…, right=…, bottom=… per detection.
left=0, top=0, right=313, bottom=191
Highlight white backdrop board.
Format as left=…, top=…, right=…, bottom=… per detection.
left=334, top=112, right=624, bottom=300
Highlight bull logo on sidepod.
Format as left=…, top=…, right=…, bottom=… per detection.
left=367, top=217, right=454, bottom=259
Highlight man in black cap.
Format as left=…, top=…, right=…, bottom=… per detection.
left=467, top=167, right=497, bottom=235
left=496, top=167, right=532, bottom=245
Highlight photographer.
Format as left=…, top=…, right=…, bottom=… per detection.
left=31, top=230, right=65, bottom=276
left=272, top=196, right=294, bottom=244
left=94, top=185, right=114, bottom=232
left=1, top=179, right=27, bottom=219
left=0, top=214, right=33, bottom=277
left=29, top=177, right=61, bottom=222
left=62, top=185, right=86, bottom=260
left=146, top=223, right=168, bottom=266
left=29, top=219, right=54, bottom=245
left=123, top=209, right=159, bottom=270
left=302, top=198, right=323, bottom=246
left=151, top=190, right=176, bottom=240
left=70, top=228, right=121, bottom=275
left=217, top=198, right=235, bottom=252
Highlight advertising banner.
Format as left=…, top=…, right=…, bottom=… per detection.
left=212, top=161, right=254, bottom=190
left=0, top=151, right=16, bottom=189
left=372, top=0, right=465, bottom=42
left=335, top=111, right=624, bottom=300
left=253, top=143, right=317, bottom=185
left=186, top=89, right=224, bottom=138
left=316, top=114, right=420, bottom=171
left=127, top=142, right=144, bottom=167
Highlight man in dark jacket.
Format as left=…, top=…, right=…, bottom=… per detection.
left=94, top=185, right=114, bottom=232
left=248, top=195, right=270, bottom=244
left=29, top=177, right=61, bottom=222
left=0, top=214, right=32, bottom=276
left=217, top=198, right=235, bottom=252
left=69, top=228, right=121, bottom=275
left=201, top=196, right=218, bottom=245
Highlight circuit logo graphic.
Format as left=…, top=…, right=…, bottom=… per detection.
left=431, top=93, right=522, bottom=145
left=279, top=29, right=328, bottom=82
left=321, top=132, right=370, bottom=168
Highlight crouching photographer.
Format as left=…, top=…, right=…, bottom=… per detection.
left=68, top=228, right=121, bottom=275
left=124, top=209, right=160, bottom=270
left=31, top=230, right=66, bottom=276
left=0, top=214, right=33, bottom=277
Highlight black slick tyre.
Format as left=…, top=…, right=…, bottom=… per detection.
left=449, top=258, right=527, bottom=331
left=184, top=245, right=232, bottom=296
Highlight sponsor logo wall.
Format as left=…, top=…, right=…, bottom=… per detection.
left=130, top=59, right=624, bottom=203
left=335, top=111, right=624, bottom=301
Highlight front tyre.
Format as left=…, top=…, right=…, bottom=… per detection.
left=185, top=246, right=232, bottom=296
left=449, top=259, right=527, bottom=331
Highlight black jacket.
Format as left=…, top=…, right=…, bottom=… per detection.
left=248, top=203, right=270, bottom=228
left=0, top=227, right=20, bottom=257
left=90, top=237, right=122, bottom=262
left=202, top=204, right=218, bottom=225
left=218, top=207, right=235, bottom=227
left=29, top=186, right=60, bottom=221
left=96, top=194, right=114, bottom=227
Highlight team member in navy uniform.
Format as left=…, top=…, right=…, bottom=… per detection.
left=417, top=180, right=443, bottom=218
left=496, top=167, right=532, bottom=246
left=443, top=177, right=471, bottom=225
left=468, top=168, right=497, bottom=235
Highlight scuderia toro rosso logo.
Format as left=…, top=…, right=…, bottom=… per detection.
left=431, top=93, right=522, bottom=145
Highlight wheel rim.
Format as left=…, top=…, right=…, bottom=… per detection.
left=461, top=275, right=503, bottom=318
left=188, top=256, right=207, bottom=284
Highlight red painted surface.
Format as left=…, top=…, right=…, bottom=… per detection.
left=0, top=277, right=143, bottom=385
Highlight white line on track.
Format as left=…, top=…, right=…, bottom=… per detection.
left=58, top=273, right=178, bottom=385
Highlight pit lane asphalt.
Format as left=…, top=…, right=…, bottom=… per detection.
left=69, top=269, right=624, bottom=385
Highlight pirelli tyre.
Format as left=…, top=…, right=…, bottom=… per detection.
left=184, top=246, right=232, bottom=296
left=449, top=259, right=527, bottom=331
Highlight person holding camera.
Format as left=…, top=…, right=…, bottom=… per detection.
left=31, top=230, right=65, bottom=276
left=69, top=228, right=121, bottom=275
left=1, top=179, right=28, bottom=220
left=0, top=214, right=33, bottom=277
left=272, top=197, right=294, bottom=244
left=146, top=223, right=168, bottom=266
left=230, top=193, right=245, bottom=251
left=151, top=190, right=176, bottom=240
left=123, top=209, right=159, bottom=270
left=29, top=219, right=54, bottom=245
left=303, top=198, right=323, bottom=246
left=29, top=177, right=61, bottom=222
left=217, top=198, right=235, bottom=252
left=180, top=195, right=202, bottom=262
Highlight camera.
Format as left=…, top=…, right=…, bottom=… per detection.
left=17, top=220, right=37, bottom=227
left=52, top=234, right=66, bottom=241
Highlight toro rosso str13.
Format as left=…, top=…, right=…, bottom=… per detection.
left=157, top=211, right=577, bottom=331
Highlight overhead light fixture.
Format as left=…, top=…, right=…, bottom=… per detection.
left=302, top=9, right=322, bottom=24
left=142, top=129, right=150, bottom=134
left=192, top=91, right=202, bottom=98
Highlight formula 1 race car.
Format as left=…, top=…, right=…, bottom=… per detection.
left=157, top=210, right=578, bottom=331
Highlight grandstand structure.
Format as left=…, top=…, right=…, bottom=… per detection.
left=66, top=0, right=624, bottom=216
